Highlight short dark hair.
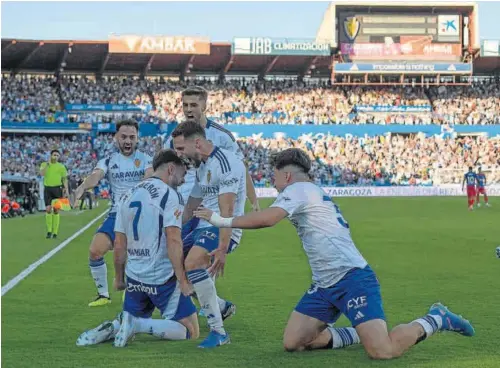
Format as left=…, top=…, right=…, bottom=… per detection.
left=171, top=121, right=206, bottom=140
left=469, top=166, right=473, bottom=171
left=153, top=149, right=184, bottom=171
left=181, top=86, right=208, bottom=101
left=50, top=149, right=60, bottom=155
left=272, top=148, right=311, bottom=174
left=116, top=119, right=139, bottom=133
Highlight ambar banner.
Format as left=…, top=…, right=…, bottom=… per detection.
left=109, top=35, right=211, bottom=54
left=232, top=37, right=330, bottom=56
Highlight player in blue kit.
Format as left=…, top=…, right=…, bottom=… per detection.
left=171, top=121, right=247, bottom=348
left=475, top=168, right=490, bottom=208
left=74, top=119, right=154, bottom=307
left=462, top=167, right=478, bottom=211
left=194, top=148, right=475, bottom=359
left=76, top=149, right=199, bottom=347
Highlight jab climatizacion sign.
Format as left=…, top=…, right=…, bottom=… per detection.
left=232, top=37, right=331, bottom=56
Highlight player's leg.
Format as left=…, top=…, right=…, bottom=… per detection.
left=184, top=227, right=230, bottom=348
left=476, top=188, right=481, bottom=207
left=283, top=284, right=359, bottom=352
left=340, top=267, right=474, bottom=359
left=76, top=313, right=122, bottom=346
left=44, top=187, right=54, bottom=238
left=183, top=222, right=235, bottom=321
left=114, top=278, right=198, bottom=347
left=88, top=216, right=115, bottom=306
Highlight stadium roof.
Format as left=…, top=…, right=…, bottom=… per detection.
left=0, top=39, right=332, bottom=78
left=1, top=38, right=498, bottom=76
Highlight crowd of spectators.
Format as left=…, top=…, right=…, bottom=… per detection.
left=2, top=133, right=499, bottom=188
left=240, top=134, right=500, bottom=187
left=2, top=75, right=499, bottom=125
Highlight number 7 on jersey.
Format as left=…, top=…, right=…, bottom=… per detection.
left=129, top=201, right=142, bottom=241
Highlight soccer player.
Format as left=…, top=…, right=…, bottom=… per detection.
left=164, top=86, right=258, bottom=208
left=164, top=86, right=258, bottom=319
left=40, top=149, right=69, bottom=239
left=462, top=166, right=478, bottom=211
left=76, top=149, right=199, bottom=347
left=171, top=121, right=247, bottom=348
left=476, top=168, right=490, bottom=207
left=194, top=148, right=475, bottom=359
left=74, top=119, right=154, bottom=307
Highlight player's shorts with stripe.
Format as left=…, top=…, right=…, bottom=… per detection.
left=96, top=212, right=116, bottom=243
left=44, top=186, right=63, bottom=207
left=295, top=265, right=385, bottom=327
left=182, top=225, right=239, bottom=255
left=477, top=187, right=486, bottom=195
left=123, top=275, right=196, bottom=320
left=467, top=186, right=476, bottom=198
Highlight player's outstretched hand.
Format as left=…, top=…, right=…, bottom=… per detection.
left=208, top=248, right=226, bottom=278
left=180, top=279, right=194, bottom=297
left=73, top=186, right=84, bottom=208
left=251, top=200, right=261, bottom=212
left=194, top=207, right=214, bottom=222
left=114, top=278, right=126, bottom=291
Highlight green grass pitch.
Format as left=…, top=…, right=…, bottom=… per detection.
left=2, top=197, right=499, bottom=368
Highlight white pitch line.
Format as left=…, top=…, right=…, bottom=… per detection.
left=1, top=210, right=109, bottom=296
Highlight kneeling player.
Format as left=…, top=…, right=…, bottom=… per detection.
left=194, top=148, right=475, bottom=360
left=76, top=150, right=199, bottom=347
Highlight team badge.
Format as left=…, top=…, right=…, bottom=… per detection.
left=134, top=159, right=141, bottom=168
left=207, top=170, right=211, bottom=184
left=344, top=16, right=360, bottom=41
left=174, top=209, right=182, bottom=220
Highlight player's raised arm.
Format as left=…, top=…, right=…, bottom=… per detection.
left=195, top=206, right=288, bottom=229
left=74, top=165, right=105, bottom=205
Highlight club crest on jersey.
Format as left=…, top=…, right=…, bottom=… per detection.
left=174, top=209, right=182, bottom=220
left=207, top=170, right=212, bottom=184
left=134, top=159, right=141, bottom=168
left=344, top=16, right=360, bottom=41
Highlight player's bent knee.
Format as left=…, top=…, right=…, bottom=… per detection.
left=179, top=314, right=199, bottom=340
left=282, top=335, right=304, bottom=352
left=184, top=247, right=210, bottom=271
left=89, top=234, right=112, bottom=260
left=365, top=346, right=394, bottom=360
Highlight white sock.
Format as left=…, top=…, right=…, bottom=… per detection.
left=134, top=318, right=188, bottom=340
left=89, top=258, right=109, bottom=298
left=187, top=269, right=225, bottom=335
left=217, top=296, right=227, bottom=312
left=111, top=319, right=121, bottom=337
left=414, top=314, right=442, bottom=338
left=328, top=327, right=360, bottom=349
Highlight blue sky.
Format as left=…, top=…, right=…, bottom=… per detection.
left=1, top=1, right=499, bottom=41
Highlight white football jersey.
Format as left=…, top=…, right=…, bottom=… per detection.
left=191, top=146, right=246, bottom=243
left=163, top=120, right=244, bottom=203
left=271, top=181, right=367, bottom=288
left=115, top=177, right=184, bottom=285
left=96, top=150, right=153, bottom=213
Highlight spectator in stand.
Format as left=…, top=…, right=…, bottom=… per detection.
left=3, top=75, right=500, bottom=126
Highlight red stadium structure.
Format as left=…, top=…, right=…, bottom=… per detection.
left=1, top=1, right=498, bottom=84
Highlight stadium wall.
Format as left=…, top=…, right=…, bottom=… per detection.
left=256, top=185, right=500, bottom=198
left=3, top=121, right=500, bottom=138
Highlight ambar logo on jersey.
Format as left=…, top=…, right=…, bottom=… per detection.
left=109, top=35, right=211, bottom=55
